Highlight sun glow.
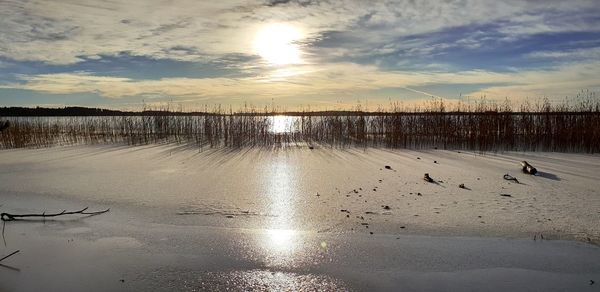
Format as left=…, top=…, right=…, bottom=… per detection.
left=270, top=115, right=296, bottom=134
left=254, top=24, right=302, bottom=65
left=267, top=229, right=296, bottom=248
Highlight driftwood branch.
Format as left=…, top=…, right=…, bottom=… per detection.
left=0, top=250, right=19, bottom=263
left=503, top=174, right=519, bottom=183
left=0, top=207, right=110, bottom=221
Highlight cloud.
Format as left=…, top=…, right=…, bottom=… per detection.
left=1, top=0, right=599, bottom=66
left=469, top=62, right=600, bottom=100
left=264, top=0, right=315, bottom=7
left=1, top=0, right=599, bottom=109
left=527, top=47, right=600, bottom=61
left=3, top=61, right=599, bottom=107
left=0, top=0, right=256, bottom=64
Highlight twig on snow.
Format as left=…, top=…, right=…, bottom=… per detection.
left=1, top=207, right=110, bottom=222
left=0, top=250, right=19, bottom=263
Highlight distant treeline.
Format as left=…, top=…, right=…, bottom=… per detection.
left=1, top=106, right=599, bottom=117
left=0, top=106, right=430, bottom=116
left=0, top=106, right=211, bottom=116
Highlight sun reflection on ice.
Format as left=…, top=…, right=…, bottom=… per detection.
left=255, top=151, right=332, bottom=269
left=266, top=229, right=297, bottom=250
left=258, top=155, right=302, bottom=267
left=196, top=269, right=349, bottom=291
left=269, top=115, right=295, bottom=134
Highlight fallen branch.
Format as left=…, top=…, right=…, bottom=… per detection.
left=503, top=174, right=519, bottom=183
left=1, top=207, right=110, bottom=222
left=0, top=250, right=19, bottom=263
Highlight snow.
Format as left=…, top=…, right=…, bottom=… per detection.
left=0, top=145, right=599, bottom=290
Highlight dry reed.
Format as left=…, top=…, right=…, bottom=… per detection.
left=1, top=93, right=599, bottom=152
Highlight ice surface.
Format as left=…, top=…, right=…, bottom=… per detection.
left=1, top=145, right=599, bottom=291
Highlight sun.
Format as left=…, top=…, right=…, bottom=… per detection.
left=254, top=24, right=302, bottom=65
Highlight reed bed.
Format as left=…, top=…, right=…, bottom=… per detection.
left=1, top=96, right=599, bottom=152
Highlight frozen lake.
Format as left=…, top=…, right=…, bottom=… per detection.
left=0, top=145, right=599, bottom=291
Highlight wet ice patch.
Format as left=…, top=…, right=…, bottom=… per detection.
left=177, top=202, right=272, bottom=217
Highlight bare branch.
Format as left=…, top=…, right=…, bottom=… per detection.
left=0, top=207, right=110, bottom=221
left=0, top=250, right=19, bottom=263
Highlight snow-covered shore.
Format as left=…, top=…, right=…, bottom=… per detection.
left=1, top=145, right=599, bottom=291
left=1, top=145, right=599, bottom=242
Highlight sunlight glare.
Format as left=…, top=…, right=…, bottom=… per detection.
left=267, top=229, right=296, bottom=248
left=270, top=115, right=294, bottom=134
left=254, top=24, right=302, bottom=65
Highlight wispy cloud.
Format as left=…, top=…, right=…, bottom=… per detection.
left=2, top=0, right=598, bottom=65
left=527, top=47, right=600, bottom=61
left=4, top=61, right=598, bottom=106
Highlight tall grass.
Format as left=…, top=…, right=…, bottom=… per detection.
left=1, top=94, right=599, bottom=152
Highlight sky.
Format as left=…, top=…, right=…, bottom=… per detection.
left=1, top=0, right=599, bottom=111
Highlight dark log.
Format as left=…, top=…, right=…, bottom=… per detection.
left=521, top=161, right=537, bottom=175
left=423, top=173, right=433, bottom=182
